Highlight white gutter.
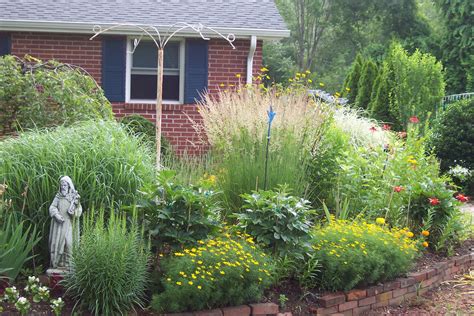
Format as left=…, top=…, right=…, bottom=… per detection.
left=246, top=35, right=257, bottom=85
left=0, top=20, right=290, bottom=40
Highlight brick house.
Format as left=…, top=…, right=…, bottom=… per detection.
left=0, top=0, right=289, bottom=153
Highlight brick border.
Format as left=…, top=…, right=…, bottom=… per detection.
left=313, top=252, right=473, bottom=315
left=163, top=303, right=281, bottom=316
left=160, top=253, right=473, bottom=316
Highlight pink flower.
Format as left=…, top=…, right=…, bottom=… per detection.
left=393, top=186, right=404, bottom=193
left=398, top=131, right=407, bottom=139
left=382, top=124, right=391, bottom=131
left=455, top=194, right=469, bottom=203
left=428, top=197, right=440, bottom=206
left=369, top=126, right=378, bottom=133
left=409, top=116, right=419, bottom=123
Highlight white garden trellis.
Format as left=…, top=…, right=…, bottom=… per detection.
left=90, top=23, right=236, bottom=169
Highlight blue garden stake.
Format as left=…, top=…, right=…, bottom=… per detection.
left=264, top=105, right=276, bottom=190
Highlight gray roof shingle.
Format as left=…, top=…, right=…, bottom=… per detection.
left=0, top=0, right=288, bottom=36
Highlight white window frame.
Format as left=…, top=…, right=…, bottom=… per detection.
left=125, top=37, right=185, bottom=104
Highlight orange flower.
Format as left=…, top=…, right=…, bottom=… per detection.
left=422, top=241, right=429, bottom=247
left=421, top=230, right=429, bottom=237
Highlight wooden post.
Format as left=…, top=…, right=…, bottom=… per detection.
left=156, top=47, right=164, bottom=170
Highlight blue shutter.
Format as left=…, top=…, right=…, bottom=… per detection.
left=184, top=39, right=208, bottom=103
left=0, top=34, right=11, bottom=56
left=102, top=37, right=126, bottom=102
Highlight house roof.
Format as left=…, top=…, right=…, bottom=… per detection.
left=0, top=0, right=290, bottom=39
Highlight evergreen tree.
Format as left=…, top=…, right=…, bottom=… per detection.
left=355, top=59, right=378, bottom=110
left=342, top=54, right=364, bottom=105
left=436, top=0, right=473, bottom=94
left=369, top=65, right=396, bottom=125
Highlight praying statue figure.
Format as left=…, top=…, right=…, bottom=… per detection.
left=49, top=176, right=82, bottom=270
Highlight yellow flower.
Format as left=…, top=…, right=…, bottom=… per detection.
left=220, top=271, right=225, bottom=275
left=421, top=230, right=429, bottom=237
left=319, top=82, right=325, bottom=87
left=375, top=218, right=385, bottom=225
left=345, top=87, right=351, bottom=92
left=176, top=281, right=182, bottom=286
left=219, top=83, right=225, bottom=87
left=188, top=281, right=193, bottom=285
left=308, top=79, right=313, bottom=83
left=260, top=67, right=269, bottom=72
left=166, top=278, right=171, bottom=281
left=406, top=232, right=414, bottom=238
left=235, top=73, right=241, bottom=78
left=197, top=285, right=202, bottom=290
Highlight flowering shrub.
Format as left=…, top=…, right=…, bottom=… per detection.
left=151, top=231, right=274, bottom=313
left=309, top=219, right=419, bottom=291
left=236, top=187, right=314, bottom=256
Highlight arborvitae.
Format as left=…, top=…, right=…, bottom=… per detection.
left=355, top=59, right=378, bottom=110
left=369, top=64, right=396, bottom=126
left=342, top=53, right=364, bottom=105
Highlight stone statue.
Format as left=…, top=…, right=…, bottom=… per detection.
left=48, top=176, right=82, bottom=271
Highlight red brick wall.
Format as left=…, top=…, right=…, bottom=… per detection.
left=7, top=31, right=263, bottom=154
left=10, top=32, right=102, bottom=84
left=208, top=38, right=263, bottom=96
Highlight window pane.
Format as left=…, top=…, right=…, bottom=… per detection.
left=133, top=42, right=157, bottom=68
left=130, top=74, right=156, bottom=99
left=164, top=43, right=179, bottom=69
left=132, top=41, right=179, bottom=69
left=130, top=74, right=180, bottom=101
left=163, top=75, right=180, bottom=100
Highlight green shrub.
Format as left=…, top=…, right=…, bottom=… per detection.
left=235, top=187, right=315, bottom=256
left=0, top=197, right=41, bottom=281
left=355, top=59, right=378, bottom=109
left=431, top=99, right=474, bottom=194
left=342, top=53, right=364, bottom=105
left=367, top=42, right=445, bottom=128
left=137, top=170, right=221, bottom=248
left=0, top=120, right=155, bottom=262
left=64, top=209, right=149, bottom=315
left=310, top=219, right=418, bottom=291
left=120, top=114, right=171, bottom=157
left=151, top=231, right=274, bottom=313
left=0, top=55, right=113, bottom=133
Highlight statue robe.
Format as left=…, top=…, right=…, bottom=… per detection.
left=49, top=194, right=82, bottom=268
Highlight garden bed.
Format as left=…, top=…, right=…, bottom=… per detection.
left=267, top=239, right=473, bottom=316
left=2, top=240, right=471, bottom=316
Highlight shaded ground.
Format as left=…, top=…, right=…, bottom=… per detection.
left=368, top=270, right=474, bottom=315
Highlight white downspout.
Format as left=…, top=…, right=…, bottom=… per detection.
left=246, top=35, right=257, bottom=85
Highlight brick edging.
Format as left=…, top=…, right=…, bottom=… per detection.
left=313, top=252, right=474, bottom=315
left=162, top=302, right=281, bottom=316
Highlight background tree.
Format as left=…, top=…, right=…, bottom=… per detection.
left=265, top=0, right=435, bottom=92
left=355, top=59, right=378, bottom=109
left=436, top=0, right=474, bottom=93
left=342, top=54, right=364, bottom=105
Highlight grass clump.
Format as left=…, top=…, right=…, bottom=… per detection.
left=64, top=209, right=149, bottom=315
left=196, top=87, right=329, bottom=211
left=0, top=120, right=154, bottom=263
